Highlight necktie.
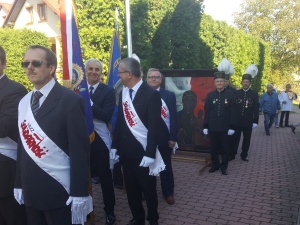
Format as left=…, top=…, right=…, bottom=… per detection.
left=31, top=91, right=43, bottom=115
left=129, top=89, right=133, bottom=100
left=89, top=86, right=94, bottom=96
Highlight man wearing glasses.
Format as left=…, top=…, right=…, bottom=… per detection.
left=0, top=46, right=27, bottom=225
left=111, top=58, right=163, bottom=225
left=85, top=58, right=116, bottom=225
left=146, top=68, right=178, bottom=205
left=14, top=45, right=91, bottom=225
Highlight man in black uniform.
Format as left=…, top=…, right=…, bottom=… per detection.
left=231, top=74, right=259, bottom=162
left=203, top=72, right=236, bottom=175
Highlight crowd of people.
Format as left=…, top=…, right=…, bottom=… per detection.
left=0, top=45, right=298, bottom=225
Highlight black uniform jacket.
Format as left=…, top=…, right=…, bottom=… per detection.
left=235, top=89, right=259, bottom=127
left=204, top=88, right=237, bottom=132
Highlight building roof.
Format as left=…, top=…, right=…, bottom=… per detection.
left=0, top=2, right=12, bottom=12
left=3, top=0, right=59, bottom=26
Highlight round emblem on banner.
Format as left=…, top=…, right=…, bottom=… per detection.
left=72, top=64, right=84, bottom=90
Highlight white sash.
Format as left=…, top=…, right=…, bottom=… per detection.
left=122, top=88, right=165, bottom=176
left=161, top=99, right=170, bottom=132
left=0, top=137, right=17, bottom=160
left=93, top=119, right=118, bottom=168
left=160, top=98, right=178, bottom=153
left=18, top=92, right=71, bottom=193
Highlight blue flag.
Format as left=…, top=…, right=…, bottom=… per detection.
left=60, top=0, right=95, bottom=141
left=108, top=31, right=122, bottom=131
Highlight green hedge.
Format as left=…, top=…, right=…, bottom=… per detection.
left=0, top=27, right=50, bottom=90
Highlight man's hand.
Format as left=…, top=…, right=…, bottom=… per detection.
left=228, top=129, right=235, bottom=135
left=139, top=156, right=154, bottom=167
left=109, top=148, right=118, bottom=160
left=168, top=141, right=176, bottom=148
left=203, top=129, right=208, bottom=135
left=252, top=123, right=258, bottom=128
left=14, top=188, right=24, bottom=205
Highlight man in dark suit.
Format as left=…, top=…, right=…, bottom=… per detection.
left=146, top=68, right=178, bottom=205
left=111, top=58, right=162, bottom=225
left=0, top=46, right=27, bottom=225
left=231, top=74, right=259, bottom=161
left=85, top=58, right=116, bottom=225
left=14, top=45, right=91, bottom=225
left=203, top=72, right=236, bottom=175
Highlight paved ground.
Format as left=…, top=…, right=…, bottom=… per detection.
left=89, top=111, right=300, bottom=225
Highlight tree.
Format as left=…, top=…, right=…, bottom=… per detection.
left=0, top=28, right=50, bottom=90
left=234, top=0, right=300, bottom=81
left=76, top=0, right=125, bottom=75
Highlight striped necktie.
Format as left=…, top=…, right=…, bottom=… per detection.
left=31, top=91, right=43, bottom=115
left=89, top=86, right=94, bottom=97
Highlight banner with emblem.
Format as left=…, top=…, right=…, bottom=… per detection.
left=60, top=0, right=94, bottom=141
left=108, top=30, right=122, bottom=131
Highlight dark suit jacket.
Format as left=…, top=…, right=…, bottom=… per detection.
left=158, top=88, right=178, bottom=147
left=0, top=75, right=27, bottom=198
left=112, top=81, right=161, bottom=160
left=90, top=82, right=116, bottom=124
left=15, top=82, right=90, bottom=210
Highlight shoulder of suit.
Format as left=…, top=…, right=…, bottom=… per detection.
left=58, top=83, right=83, bottom=100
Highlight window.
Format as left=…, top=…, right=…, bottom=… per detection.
left=26, top=6, right=33, bottom=24
left=38, top=3, right=47, bottom=21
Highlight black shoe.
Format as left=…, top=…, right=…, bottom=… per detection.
left=106, top=212, right=116, bottom=225
left=279, top=125, right=284, bottom=128
left=91, top=177, right=100, bottom=184
left=266, top=131, right=270, bottom=136
left=221, top=169, right=228, bottom=175
left=241, top=157, right=249, bottom=162
left=209, top=167, right=219, bottom=173
left=127, top=219, right=145, bottom=225
left=290, top=125, right=296, bottom=134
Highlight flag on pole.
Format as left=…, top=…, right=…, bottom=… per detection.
left=108, top=31, right=122, bottom=131
left=60, top=0, right=95, bottom=142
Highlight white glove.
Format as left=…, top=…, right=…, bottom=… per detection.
left=252, top=123, right=258, bottom=128
left=203, top=129, right=208, bottom=135
left=139, top=156, right=154, bottom=167
left=109, top=148, right=118, bottom=160
left=173, top=142, right=179, bottom=154
left=66, top=196, right=89, bottom=212
left=90, top=99, right=93, bottom=106
left=228, top=129, right=235, bottom=135
left=14, top=188, right=24, bottom=205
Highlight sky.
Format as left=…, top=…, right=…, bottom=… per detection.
left=202, top=0, right=244, bottom=26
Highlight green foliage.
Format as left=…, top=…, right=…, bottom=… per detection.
left=76, top=0, right=125, bottom=75
left=0, top=27, right=50, bottom=90
left=234, top=0, right=300, bottom=79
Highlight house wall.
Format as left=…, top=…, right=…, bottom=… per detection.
left=14, top=0, right=61, bottom=63
left=0, top=8, right=8, bottom=27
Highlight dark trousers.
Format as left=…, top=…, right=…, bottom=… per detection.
left=158, top=146, right=174, bottom=198
left=208, top=131, right=229, bottom=170
left=263, top=113, right=275, bottom=133
left=232, top=126, right=253, bottom=158
left=0, top=196, right=27, bottom=225
left=112, top=161, right=123, bottom=186
left=90, top=132, right=115, bottom=214
left=25, top=205, right=74, bottom=225
left=122, top=158, right=159, bottom=224
left=279, top=111, right=290, bottom=126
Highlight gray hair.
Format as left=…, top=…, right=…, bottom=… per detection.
left=85, top=58, right=103, bottom=72
left=266, top=83, right=274, bottom=88
left=120, top=57, right=141, bottom=78
left=147, top=68, right=164, bottom=79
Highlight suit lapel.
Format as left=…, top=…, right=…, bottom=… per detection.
left=91, top=83, right=104, bottom=100
left=0, top=75, right=8, bottom=90
left=35, top=82, right=62, bottom=120
left=132, top=81, right=146, bottom=104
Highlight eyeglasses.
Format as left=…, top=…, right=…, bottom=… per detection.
left=118, top=71, right=128, bottom=75
left=21, top=60, right=46, bottom=68
left=147, top=76, right=161, bottom=80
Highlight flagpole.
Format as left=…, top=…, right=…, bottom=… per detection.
left=125, top=0, right=132, bottom=57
